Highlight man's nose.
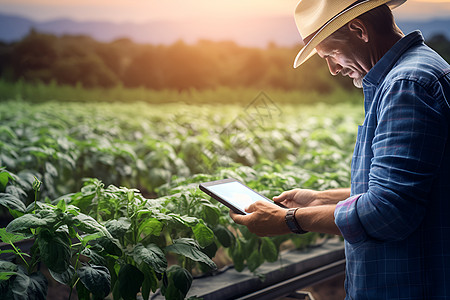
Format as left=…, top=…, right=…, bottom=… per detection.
left=326, top=59, right=342, bottom=76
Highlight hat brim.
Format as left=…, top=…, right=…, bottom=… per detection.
left=293, top=0, right=406, bottom=68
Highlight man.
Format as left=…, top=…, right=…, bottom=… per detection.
left=230, top=0, right=450, bottom=299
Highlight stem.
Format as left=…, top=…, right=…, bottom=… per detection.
left=52, top=221, right=64, bottom=231
left=32, top=176, right=41, bottom=214
left=186, top=191, right=198, bottom=216
left=69, top=278, right=80, bottom=300
left=29, top=259, right=39, bottom=275
left=114, top=202, right=119, bottom=219
left=27, top=240, right=41, bottom=274
left=69, top=237, right=83, bottom=300
left=34, top=190, right=37, bottom=213
left=95, top=184, right=101, bottom=221
left=133, top=216, right=138, bottom=244
left=10, top=242, right=29, bottom=268
left=74, top=247, right=82, bottom=270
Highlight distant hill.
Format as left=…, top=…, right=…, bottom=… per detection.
left=0, top=13, right=449, bottom=47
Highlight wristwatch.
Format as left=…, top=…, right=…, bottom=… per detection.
left=285, top=208, right=308, bottom=234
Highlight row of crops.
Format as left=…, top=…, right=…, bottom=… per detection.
left=0, top=95, right=362, bottom=299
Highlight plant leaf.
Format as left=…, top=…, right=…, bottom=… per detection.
left=170, top=214, right=198, bottom=227
left=49, top=265, right=76, bottom=286
left=70, top=213, right=109, bottom=236
left=10, top=271, right=29, bottom=296
left=6, top=214, right=47, bottom=233
left=0, top=228, right=27, bottom=244
left=76, top=278, right=91, bottom=300
left=247, top=250, right=264, bottom=272
left=138, top=218, right=162, bottom=237
left=80, top=247, right=106, bottom=266
left=80, top=232, right=103, bottom=247
left=96, top=235, right=123, bottom=257
left=0, top=170, right=13, bottom=192
left=200, top=200, right=221, bottom=225
left=104, top=217, right=131, bottom=239
left=10, top=271, right=48, bottom=300
left=0, top=260, right=18, bottom=282
left=163, top=265, right=192, bottom=300
left=0, top=271, right=18, bottom=281
left=213, top=225, right=235, bottom=248
left=132, top=243, right=167, bottom=274
left=56, top=199, right=66, bottom=213
left=140, top=263, right=159, bottom=300
left=38, top=229, right=71, bottom=273
left=229, top=241, right=245, bottom=272
left=165, top=238, right=216, bottom=270
left=28, top=272, right=49, bottom=300
left=261, top=237, right=278, bottom=263
left=192, top=222, right=214, bottom=248
left=201, top=241, right=218, bottom=259
left=77, top=265, right=111, bottom=299
left=118, top=264, right=144, bottom=300
left=0, top=193, right=26, bottom=213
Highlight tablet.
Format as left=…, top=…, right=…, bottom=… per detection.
left=199, top=178, right=286, bottom=215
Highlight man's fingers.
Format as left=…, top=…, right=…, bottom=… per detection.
left=229, top=210, right=246, bottom=225
left=273, top=190, right=290, bottom=202
left=244, top=203, right=256, bottom=213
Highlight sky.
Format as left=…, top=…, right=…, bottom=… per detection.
left=0, top=0, right=449, bottom=23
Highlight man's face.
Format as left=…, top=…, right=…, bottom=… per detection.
left=315, top=37, right=370, bottom=89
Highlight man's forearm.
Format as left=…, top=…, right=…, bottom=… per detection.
left=316, top=188, right=351, bottom=205
left=296, top=205, right=341, bottom=235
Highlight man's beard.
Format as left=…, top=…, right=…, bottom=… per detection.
left=342, top=67, right=364, bottom=89
left=353, top=77, right=363, bottom=89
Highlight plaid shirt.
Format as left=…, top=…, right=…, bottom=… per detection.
left=334, top=31, right=450, bottom=299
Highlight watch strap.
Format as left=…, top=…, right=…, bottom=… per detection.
left=285, top=208, right=308, bottom=234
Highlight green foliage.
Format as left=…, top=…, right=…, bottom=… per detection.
left=0, top=31, right=357, bottom=92
left=165, top=238, right=216, bottom=270
left=117, top=264, right=144, bottom=300
left=161, top=265, right=193, bottom=300
left=8, top=31, right=118, bottom=88
left=1, top=31, right=448, bottom=94
left=0, top=80, right=363, bottom=105
left=77, top=265, right=111, bottom=299
left=428, top=34, right=450, bottom=63
left=0, top=184, right=116, bottom=299
left=0, top=99, right=361, bottom=201
left=0, top=97, right=363, bottom=299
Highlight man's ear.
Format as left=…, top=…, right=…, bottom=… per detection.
left=347, top=19, right=369, bottom=43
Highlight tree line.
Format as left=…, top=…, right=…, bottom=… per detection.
left=0, top=30, right=448, bottom=92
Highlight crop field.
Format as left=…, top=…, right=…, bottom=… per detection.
left=0, top=91, right=363, bottom=299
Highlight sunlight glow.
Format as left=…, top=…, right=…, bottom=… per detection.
left=1, top=0, right=447, bottom=23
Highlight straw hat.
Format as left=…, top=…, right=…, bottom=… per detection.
left=293, top=0, right=406, bottom=68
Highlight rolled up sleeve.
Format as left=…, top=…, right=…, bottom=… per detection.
left=334, top=194, right=365, bottom=244
left=336, top=79, right=448, bottom=244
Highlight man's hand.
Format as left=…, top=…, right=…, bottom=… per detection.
left=273, top=188, right=351, bottom=208
left=229, top=200, right=290, bottom=237
left=273, top=189, right=321, bottom=208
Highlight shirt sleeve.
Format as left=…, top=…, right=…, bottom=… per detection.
left=334, top=194, right=365, bottom=244
left=335, top=79, right=448, bottom=244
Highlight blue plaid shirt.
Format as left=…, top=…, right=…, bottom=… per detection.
left=334, top=31, right=450, bottom=299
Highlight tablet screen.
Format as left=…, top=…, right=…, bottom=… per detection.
left=206, top=181, right=269, bottom=212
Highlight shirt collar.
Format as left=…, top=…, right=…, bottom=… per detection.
left=363, top=31, right=424, bottom=87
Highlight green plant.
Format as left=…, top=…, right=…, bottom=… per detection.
left=0, top=174, right=220, bottom=299
left=0, top=176, right=113, bottom=299
left=66, top=178, right=218, bottom=300
left=0, top=97, right=361, bottom=299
